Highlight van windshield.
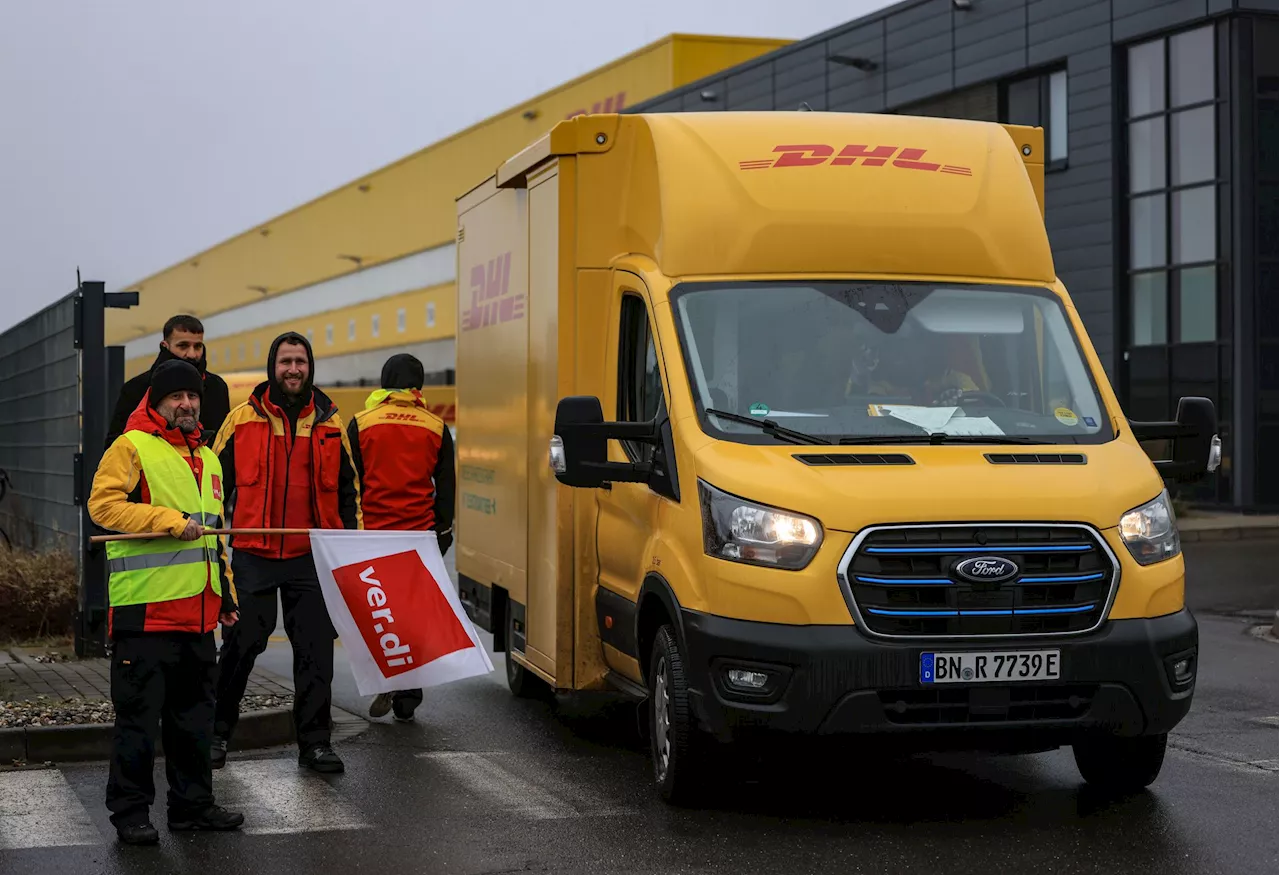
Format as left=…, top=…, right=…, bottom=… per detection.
left=670, top=281, right=1114, bottom=445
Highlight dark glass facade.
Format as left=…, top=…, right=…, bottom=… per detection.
left=631, top=0, right=1278, bottom=510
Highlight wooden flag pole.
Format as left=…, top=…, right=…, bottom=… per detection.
left=89, top=528, right=311, bottom=544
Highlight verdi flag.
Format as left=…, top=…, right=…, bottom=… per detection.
left=309, top=530, right=494, bottom=696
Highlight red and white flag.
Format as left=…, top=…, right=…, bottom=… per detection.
left=309, top=530, right=494, bottom=696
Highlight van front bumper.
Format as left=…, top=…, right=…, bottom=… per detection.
left=680, top=608, right=1197, bottom=748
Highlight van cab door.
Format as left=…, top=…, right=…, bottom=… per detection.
left=594, top=271, right=668, bottom=674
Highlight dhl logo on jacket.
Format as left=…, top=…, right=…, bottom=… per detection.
left=213, top=382, right=362, bottom=559
left=347, top=389, right=454, bottom=533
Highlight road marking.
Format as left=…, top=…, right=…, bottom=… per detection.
left=0, top=770, right=100, bottom=850
left=1252, top=716, right=1279, bottom=728
left=418, top=751, right=617, bottom=820
left=1170, top=742, right=1280, bottom=774
left=214, top=760, right=370, bottom=835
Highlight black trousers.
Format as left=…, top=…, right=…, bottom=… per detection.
left=214, top=575, right=336, bottom=750
left=106, top=632, right=218, bottom=828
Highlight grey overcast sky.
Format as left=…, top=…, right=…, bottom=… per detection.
left=0, top=0, right=893, bottom=333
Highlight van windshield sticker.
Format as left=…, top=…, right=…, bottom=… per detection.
left=749, top=403, right=770, bottom=417
left=1054, top=407, right=1079, bottom=427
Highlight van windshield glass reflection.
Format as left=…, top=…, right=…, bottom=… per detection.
left=671, top=282, right=1113, bottom=445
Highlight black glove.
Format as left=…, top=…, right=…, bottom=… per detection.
left=437, top=529, right=453, bottom=556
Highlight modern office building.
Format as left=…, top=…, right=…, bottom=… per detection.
left=632, top=0, right=1277, bottom=510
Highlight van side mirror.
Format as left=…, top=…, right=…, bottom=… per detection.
left=1129, top=396, right=1222, bottom=484
left=549, top=395, right=657, bottom=489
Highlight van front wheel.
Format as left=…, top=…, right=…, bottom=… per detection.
left=1073, top=733, right=1168, bottom=793
left=648, top=625, right=707, bottom=805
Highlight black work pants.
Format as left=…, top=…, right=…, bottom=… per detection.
left=106, top=632, right=218, bottom=828
left=214, top=574, right=336, bottom=750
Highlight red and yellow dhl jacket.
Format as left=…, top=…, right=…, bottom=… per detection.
left=346, top=389, right=455, bottom=533
left=212, top=382, right=361, bottom=559
left=88, top=396, right=236, bottom=636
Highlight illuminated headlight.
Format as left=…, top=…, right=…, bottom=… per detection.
left=698, top=480, right=823, bottom=570
left=1119, top=489, right=1181, bottom=566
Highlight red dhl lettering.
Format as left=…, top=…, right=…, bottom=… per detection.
left=460, top=251, right=524, bottom=332
left=738, top=144, right=973, bottom=177
left=565, top=91, right=627, bottom=119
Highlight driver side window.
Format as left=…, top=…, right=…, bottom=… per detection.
left=618, top=294, right=663, bottom=462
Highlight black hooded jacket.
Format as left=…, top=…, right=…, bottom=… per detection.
left=106, top=346, right=231, bottom=449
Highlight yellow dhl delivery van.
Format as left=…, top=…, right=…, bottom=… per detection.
left=453, top=111, right=1221, bottom=804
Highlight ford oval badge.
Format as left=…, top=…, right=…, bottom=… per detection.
left=954, top=556, right=1020, bottom=584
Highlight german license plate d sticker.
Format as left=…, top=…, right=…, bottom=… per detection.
left=921, top=650, right=1061, bottom=684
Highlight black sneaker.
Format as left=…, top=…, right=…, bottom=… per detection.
left=211, top=736, right=228, bottom=770
left=168, top=804, right=244, bottom=832
left=299, top=743, right=345, bottom=773
left=116, top=821, right=160, bottom=845
left=392, top=702, right=417, bottom=723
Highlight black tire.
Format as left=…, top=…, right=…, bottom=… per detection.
left=505, top=609, right=547, bottom=699
left=1073, top=733, right=1168, bottom=793
left=648, top=624, right=708, bottom=805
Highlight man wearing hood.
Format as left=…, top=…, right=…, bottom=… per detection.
left=107, top=315, right=231, bottom=449
left=209, top=331, right=361, bottom=773
left=346, top=353, right=455, bottom=723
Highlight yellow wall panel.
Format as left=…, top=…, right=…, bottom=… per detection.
left=126, top=282, right=457, bottom=378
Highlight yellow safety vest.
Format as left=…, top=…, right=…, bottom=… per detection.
left=105, top=432, right=224, bottom=608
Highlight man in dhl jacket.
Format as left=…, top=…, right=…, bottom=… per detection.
left=347, top=353, right=455, bottom=723
left=89, top=359, right=244, bottom=845
left=210, top=331, right=361, bottom=773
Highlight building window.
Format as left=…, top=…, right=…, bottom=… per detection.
left=426, top=301, right=436, bottom=328
left=371, top=314, right=380, bottom=338
left=348, top=319, right=356, bottom=341
left=326, top=324, right=334, bottom=345
left=1124, top=25, right=1222, bottom=347
left=238, top=344, right=245, bottom=361
left=306, top=328, right=314, bottom=345
left=1001, top=68, right=1068, bottom=169
left=253, top=340, right=260, bottom=360
left=209, top=350, right=217, bottom=366
left=397, top=308, right=406, bottom=333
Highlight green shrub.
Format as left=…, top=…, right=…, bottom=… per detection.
left=0, top=545, right=78, bottom=642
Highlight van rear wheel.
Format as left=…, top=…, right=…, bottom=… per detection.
left=505, top=610, right=547, bottom=699
left=648, top=625, right=708, bottom=805
left=1073, top=733, right=1168, bottom=793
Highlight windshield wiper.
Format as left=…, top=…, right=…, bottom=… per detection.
left=705, top=409, right=832, bottom=446
left=839, top=433, right=1051, bottom=446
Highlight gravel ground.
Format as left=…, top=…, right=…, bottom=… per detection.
left=0, top=694, right=292, bottom=729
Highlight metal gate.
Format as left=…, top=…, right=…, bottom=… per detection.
left=0, top=280, right=136, bottom=655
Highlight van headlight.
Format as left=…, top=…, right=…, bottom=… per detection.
left=698, top=480, right=823, bottom=570
left=1119, top=489, right=1181, bottom=566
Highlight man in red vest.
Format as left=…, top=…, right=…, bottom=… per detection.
left=210, top=332, right=361, bottom=772
left=346, top=353, right=454, bottom=723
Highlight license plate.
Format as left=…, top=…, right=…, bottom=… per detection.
left=921, top=650, right=1061, bottom=684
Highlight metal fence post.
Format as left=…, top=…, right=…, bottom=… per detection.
left=74, top=282, right=109, bottom=656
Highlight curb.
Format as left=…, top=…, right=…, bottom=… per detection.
left=1, top=707, right=296, bottom=764
left=1178, top=523, right=1278, bottom=543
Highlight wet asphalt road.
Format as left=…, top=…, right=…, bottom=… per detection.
left=2, top=540, right=1275, bottom=874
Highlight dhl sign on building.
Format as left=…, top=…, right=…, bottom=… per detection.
left=112, top=34, right=790, bottom=388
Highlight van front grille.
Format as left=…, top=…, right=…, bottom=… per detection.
left=839, top=524, right=1118, bottom=639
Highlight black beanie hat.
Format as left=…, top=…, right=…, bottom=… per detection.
left=380, top=353, right=425, bottom=390
left=149, top=359, right=203, bottom=408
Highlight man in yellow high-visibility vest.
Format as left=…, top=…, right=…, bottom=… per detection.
left=89, top=359, right=244, bottom=846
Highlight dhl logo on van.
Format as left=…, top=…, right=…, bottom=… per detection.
left=739, top=144, right=972, bottom=176
left=565, top=91, right=626, bottom=119
left=460, top=252, right=524, bottom=333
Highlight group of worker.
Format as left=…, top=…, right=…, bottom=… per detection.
left=89, top=314, right=455, bottom=845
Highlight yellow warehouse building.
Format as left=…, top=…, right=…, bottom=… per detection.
left=113, top=33, right=790, bottom=411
